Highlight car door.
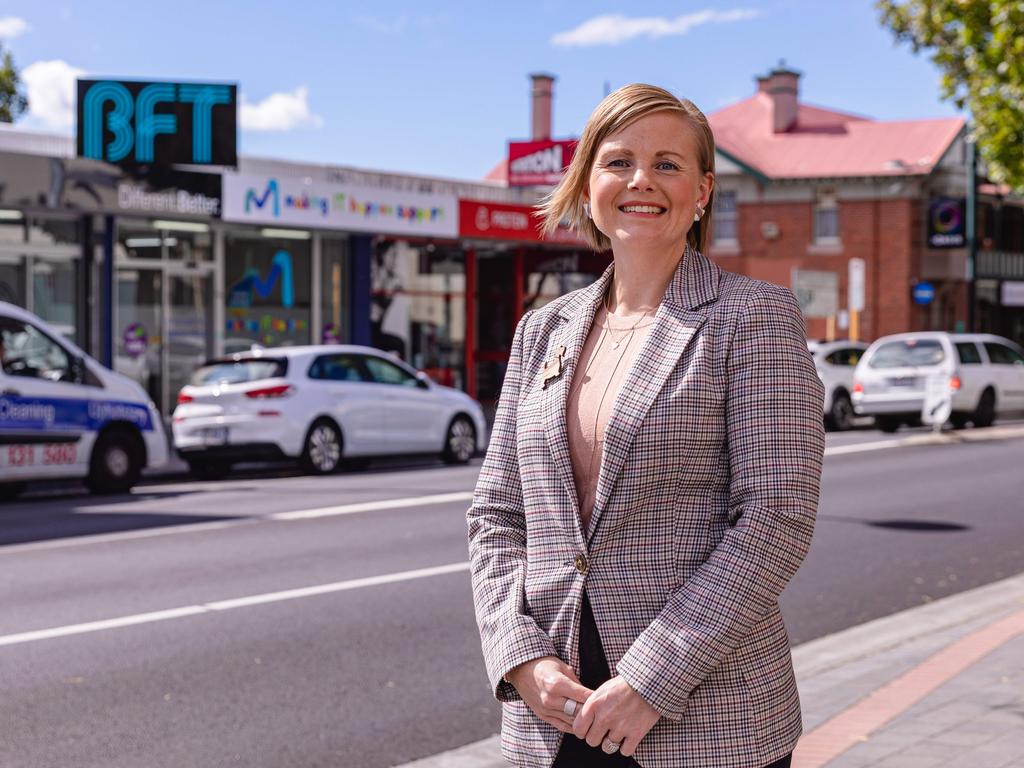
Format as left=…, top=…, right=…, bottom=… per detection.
left=360, top=354, right=445, bottom=453
left=305, top=353, right=391, bottom=455
left=983, top=341, right=1024, bottom=410
left=0, top=314, right=98, bottom=480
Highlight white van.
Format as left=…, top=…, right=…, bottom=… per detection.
left=0, top=302, right=167, bottom=499
left=852, top=331, right=1024, bottom=432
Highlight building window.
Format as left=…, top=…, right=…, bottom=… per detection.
left=713, top=191, right=738, bottom=244
left=814, top=191, right=840, bottom=243
left=320, top=236, right=349, bottom=344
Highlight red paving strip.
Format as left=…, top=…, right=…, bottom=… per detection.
left=794, top=607, right=1024, bottom=767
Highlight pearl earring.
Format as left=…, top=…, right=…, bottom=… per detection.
left=694, top=205, right=705, bottom=222
left=583, top=202, right=591, bottom=218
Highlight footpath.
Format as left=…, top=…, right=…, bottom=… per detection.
left=398, top=572, right=1024, bottom=768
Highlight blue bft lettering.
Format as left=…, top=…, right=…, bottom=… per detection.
left=82, top=81, right=231, bottom=164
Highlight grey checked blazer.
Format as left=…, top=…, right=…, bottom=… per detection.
left=467, top=246, right=825, bottom=768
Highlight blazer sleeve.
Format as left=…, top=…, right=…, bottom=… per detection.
left=616, top=284, right=825, bottom=720
left=467, top=310, right=558, bottom=702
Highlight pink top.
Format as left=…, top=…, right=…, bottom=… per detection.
left=566, top=303, right=656, bottom=536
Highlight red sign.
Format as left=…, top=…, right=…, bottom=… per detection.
left=507, top=139, right=577, bottom=187
left=458, top=200, right=585, bottom=245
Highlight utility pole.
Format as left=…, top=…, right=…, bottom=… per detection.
left=966, top=136, right=977, bottom=332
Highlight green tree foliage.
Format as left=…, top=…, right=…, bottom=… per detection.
left=0, top=44, right=29, bottom=123
left=876, top=0, right=1024, bottom=190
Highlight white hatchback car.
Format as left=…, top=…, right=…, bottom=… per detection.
left=852, top=332, right=1024, bottom=432
left=172, top=345, right=488, bottom=479
left=808, top=340, right=869, bottom=430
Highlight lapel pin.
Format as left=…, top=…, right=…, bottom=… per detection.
left=541, top=345, right=567, bottom=389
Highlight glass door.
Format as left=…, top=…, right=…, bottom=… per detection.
left=166, top=267, right=214, bottom=411
left=116, top=267, right=163, bottom=410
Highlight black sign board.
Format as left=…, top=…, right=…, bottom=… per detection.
left=76, top=79, right=237, bottom=169
left=927, top=197, right=966, bottom=249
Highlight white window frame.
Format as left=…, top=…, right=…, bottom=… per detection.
left=814, top=190, right=841, bottom=245
left=712, top=190, right=738, bottom=247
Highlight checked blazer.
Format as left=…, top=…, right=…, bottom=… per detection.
left=467, top=246, right=825, bottom=768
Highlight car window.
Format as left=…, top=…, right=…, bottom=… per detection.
left=868, top=339, right=945, bottom=369
left=955, top=342, right=983, bottom=365
left=362, top=355, right=419, bottom=387
left=0, top=317, right=72, bottom=382
left=825, top=348, right=863, bottom=366
left=308, top=354, right=368, bottom=382
left=190, top=358, right=287, bottom=385
left=984, top=342, right=1024, bottom=365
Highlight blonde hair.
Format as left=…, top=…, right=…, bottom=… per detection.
left=539, top=83, right=716, bottom=253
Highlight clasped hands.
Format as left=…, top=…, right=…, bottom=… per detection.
left=506, top=656, right=661, bottom=758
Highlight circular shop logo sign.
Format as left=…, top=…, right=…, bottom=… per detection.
left=475, top=206, right=490, bottom=231
left=123, top=323, right=148, bottom=357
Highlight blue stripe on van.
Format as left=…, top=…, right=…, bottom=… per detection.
left=0, top=395, right=154, bottom=433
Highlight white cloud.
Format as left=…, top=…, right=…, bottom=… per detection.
left=0, top=16, right=30, bottom=39
left=551, top=9, right=760, bottom=47
left=23, top=59, right=85, bottom=129
left=239, top=86, right=324, bottom=132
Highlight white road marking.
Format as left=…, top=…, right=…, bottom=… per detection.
left=270, top=491, right=474, bottom=520
left=824, top=424, right=1024, bottom=457
left=0, top=562, right=470, bottom=647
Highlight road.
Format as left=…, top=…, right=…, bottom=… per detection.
left=0, top=423, right=1021, bottom=767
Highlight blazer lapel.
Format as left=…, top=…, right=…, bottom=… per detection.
left=541, top=264, right=614, bottom=550
left=587, top=246, right=721, bottom=546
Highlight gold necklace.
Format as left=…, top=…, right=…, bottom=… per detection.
left=603, top=290, right=652, bottom=350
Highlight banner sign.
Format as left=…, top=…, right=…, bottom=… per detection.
left=77, top=79, right=237, bottom=168
left=927, top=198, right=966, bottom=249
left=222, top=173, right=458, bottom=238
left=0, top=395, right=154, bottom=432
left=507, top=139, right=577, bottom=186
left=458, top=200, right=586, bottom=245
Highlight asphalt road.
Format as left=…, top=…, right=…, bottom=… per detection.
left=0, top=423, right=1022, bottom=768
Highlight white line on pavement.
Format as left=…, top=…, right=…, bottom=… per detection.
left=270, top=491, right=475, bottom=520
left=0, top=561, right=471, bottom=647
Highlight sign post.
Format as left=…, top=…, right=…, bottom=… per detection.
left=847, top=258, right=865, bottom=342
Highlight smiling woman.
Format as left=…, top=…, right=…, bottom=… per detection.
left=468, top=83, right=824, bottom=768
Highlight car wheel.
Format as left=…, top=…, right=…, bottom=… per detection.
left=0, top=482, right=27, bottom=502
left=442, top=415, right=476, bottom=465
left=187, top=459, right=232, bottom=481
left=87, top=427, right=143, bottom=494
left=827, top=392, right=855, bottom=431
left=302, top=419, right=343, bottom=475
left=876, top=416, right=901, bottom=433
left=973, top=388, right=996, bottom=428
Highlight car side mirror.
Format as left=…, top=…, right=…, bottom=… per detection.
left=415, top=371, right=432, bottom=389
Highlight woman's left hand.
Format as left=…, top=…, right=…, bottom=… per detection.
left=571, top=675, right=660, bottom=757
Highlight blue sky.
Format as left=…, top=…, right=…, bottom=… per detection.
left=0, top=0, right=960, bottom=180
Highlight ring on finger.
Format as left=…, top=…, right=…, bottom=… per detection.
left=562, top=698, right=579, bottom=717
left=602, top=738, right=621, bottom=754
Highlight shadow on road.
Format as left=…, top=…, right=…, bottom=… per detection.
left=822, top=515, right=972, bottom=532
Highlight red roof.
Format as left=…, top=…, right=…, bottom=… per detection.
left=708, top=93, right=965, bottom=179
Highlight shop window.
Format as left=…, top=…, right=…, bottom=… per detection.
left=0, top=262, right=26, bottom=305
left=814, top=191, right=840, bottom=244
left=32, top=259, right=78, bottom=342
left=225, top=232, right=312, bottom=349
left=321, top=236, right=349, bottom=344
left=371, top=240, right=465, bottom=389
left=713, top=191, right=738, bottom=244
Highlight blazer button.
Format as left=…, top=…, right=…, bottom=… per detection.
left=573, top=554, right=588, bottom=574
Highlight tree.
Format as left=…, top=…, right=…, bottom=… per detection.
left=0, top=44, right=28, bottom=123
left=876, top=0, right=1024, bottom=190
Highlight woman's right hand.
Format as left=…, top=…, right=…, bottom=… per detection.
left=506, top=656, right=594, bottom=734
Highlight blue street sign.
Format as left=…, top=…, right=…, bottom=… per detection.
left=912, top=282, right=936, bottom=305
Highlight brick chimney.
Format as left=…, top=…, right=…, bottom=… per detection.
left=760, top=62, right=800, bottom=133
left=530, top=73, right=555, bottom=141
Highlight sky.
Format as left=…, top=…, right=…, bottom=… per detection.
left=0, top=0, right=962, bottom=181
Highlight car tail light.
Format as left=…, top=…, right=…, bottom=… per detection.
left=852, top=381, right=864, bottom=394
left=950, top=376, right=961, bottom=390
left=177, top=392, right=193, bottom=404
left=245, top=384, right=293, bottom=399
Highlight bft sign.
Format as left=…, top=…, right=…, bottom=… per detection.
left=77, top=79, right=238, bottom=168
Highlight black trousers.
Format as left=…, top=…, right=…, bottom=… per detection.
left=552, top=591, right=793, bottom=768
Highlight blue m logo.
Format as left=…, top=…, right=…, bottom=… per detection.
left=228, top=250, right=294, bottom=308
left=245, top=179, right=280, bottom=217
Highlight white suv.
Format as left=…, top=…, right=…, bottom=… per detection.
left=808, top=340, right=869, bottom=430
left=852, top=332, right=1024, bottom=432
left=172, top=345, right=488, bottom=479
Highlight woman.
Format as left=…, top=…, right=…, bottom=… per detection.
left=467, top=84, right=825, bottom=768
